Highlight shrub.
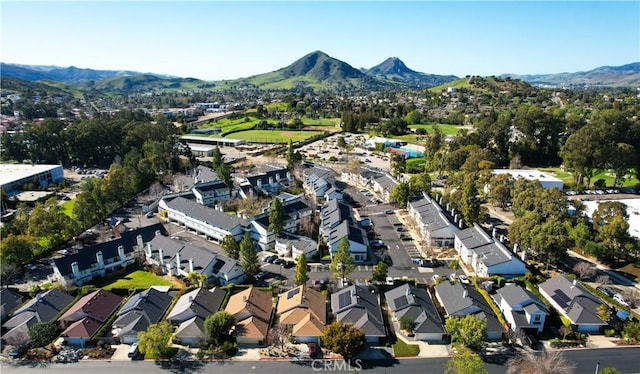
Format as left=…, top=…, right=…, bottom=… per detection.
left=450, top=259, right=459, bottom=270
left=604, top=329, right=616, bottom=337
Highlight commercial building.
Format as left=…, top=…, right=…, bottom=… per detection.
left=0, top=164, right=64, bottom=196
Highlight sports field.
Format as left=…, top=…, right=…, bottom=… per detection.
left=225, top=130, right=324, bottom=143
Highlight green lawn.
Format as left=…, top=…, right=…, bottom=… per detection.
left=409, top=123, right=468, bottom=136
left=392, top=339, right=420, bottom=357
left=301, top=117, right=341, bottom=127
left=539, top=167, right=639, bottom=189
left=200, top=116, right=259, bottom=134
left=61, top=200, right=76, bottom=217
left=99, top=270, right=175, bottom=290
left=225, top=130, right=324, bottom=143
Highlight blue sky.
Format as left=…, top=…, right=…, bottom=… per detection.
left=1, top=1, right=638, bottom=80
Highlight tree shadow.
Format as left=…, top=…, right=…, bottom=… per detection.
left=154, top=357, right=206, bottom=374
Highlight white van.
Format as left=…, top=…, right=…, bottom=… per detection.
left=613, top=293, right=630, bottom=307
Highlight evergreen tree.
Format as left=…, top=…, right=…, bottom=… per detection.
left=390, top=182, right=411, bottom=208
left=240, top=231, right=259, bottom=277
left=294, top=254, right=309, bottom=286
left=222, top=234, right=240, bottom=260
left=212, top=146, right=223, bottom=169
left=268, top=198, right=286, bottom=234
left=461, top=179, right=482, bottom=225
left=372, top=261, right=388, bottom=283
left=286, top=139, right=296, bottom=169
left=331, top=237, right=355, bottom=282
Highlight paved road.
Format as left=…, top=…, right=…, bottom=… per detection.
left=3, top=348, right=639, bottom=373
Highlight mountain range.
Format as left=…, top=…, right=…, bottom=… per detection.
left=1, top=52, right=638, bottom=92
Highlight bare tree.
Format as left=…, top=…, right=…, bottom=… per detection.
left=504, top=329, right=524, bottom=346
left=559, top=325, right=574, bottom=340
left=595, top=275, right=612, bottom=287
left=573, top=262, right=596, bottom=280
left=506, top=350, right=575, bottom=374
left=622, top=289, right=640, bottom=307
left=267, top=324, right=291, bottom=351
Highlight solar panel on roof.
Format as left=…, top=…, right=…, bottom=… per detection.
left=338, top=292, right=352, bottom=309
left=287, top=287, right=301, bottom=299
left=555, top=290, right=571, bottom=304
left=394, top=296, right=409, bottom=309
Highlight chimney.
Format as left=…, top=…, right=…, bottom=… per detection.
left=463, top=289, right=468, bottom=298
left=513, top=243, right=519, bottom=254
left=147, top=243, right=153, bottom=258
left=155, top=230, right=161, bottom=236
left=276, top=173, right=281, bottom=182
left=176, top=252, right=181, bottom=271
left=189, top=258, right=194, bottom=273
left=269, top=176, right=274, bottom=185
left=458, top=220, right=464, bottom=229
left=492, top=228, right=497, bottom=238
left=572, top=279, right=577, bottom=287
left=446, top=203, right=450, bottom=211
left=188, top=295, right=193, bottom=303
left=500, top=234, right=505, bottom=242
left=287, top=171, right=292, bottom=180
left=257, top=178, right=263, bottom=187
left=71, top=262, right=80, bottom=277
left=159, top=248, right=164, bottom=265
left=117, top=245, right=125, bottom=260
left=405, top=287, right=411, bottom=296
left=520, top=251, right=527, bottom=261
left=35, top=293, right=42, bottom=302
left=96, top=251, right=104, bottom=268
left=136, top=234, right=144, bottom=249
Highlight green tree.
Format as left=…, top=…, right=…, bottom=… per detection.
left=28, top=321, right=60, bottom=348
left=488, top=173, right=514, bottom=209
left=390, top=153, right=406, bottom=176
left=331, top=237, right=355, bottom=282
left=371, top=261, right=388, bottom=283
left=137, top=321, right=174, bottom=358
left=211, top=146, right=223, bottom=169
left=600, top=368, right=621, bottom=374
left=622, top=321, right=640, bottom=343
left=321, top=321, right=365, bottom=360
left=240, top=231, right=259, bottom=277
left=529, top=217, right=572, bottom=269
left=390, top=182, right=410, bottom=208
left=204, top=310, right=236, bottom=346
left=0, top=234, right=36, bottom=265
left=286, top=139, right=302, bottom=169
left=399, top=316, right=415, bottom=333
left=222, top=234, right=240, bottom=260
left=187, top=271, right=207, bottom=287
left=445, top=346, right=487, bottom=374
left=337, top=136, right=347, bottom=149
left=461, top=179, right=482, bottom=225
left=597, top=303, right=613, bottom=323
left=408, top=172, right=431, bottom=196
left=268, top=198, right=286, bottom=234
left=294, top=254, right=309, bottom=286
left=445, top=314, right=487, bottom=350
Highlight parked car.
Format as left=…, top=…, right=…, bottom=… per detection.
left=419, top=259, right=434, bottom=268
left=395, top=227, right=405, bottom=232
left=380, top=255, right=393, bottom=266
left=266, top=255, right=278, bottom=264
left=274, top=258, right=286, bottom=266
left=385, top=277, right=395, bottom=285
left=522, top=335, right=539, bottom=349
left=128, top=343, right=139, bottom=358
left=384, top=209, right=394, bottom=214
left=597, top=286, right=615, bottom=297
left=613, top=293, right=630, bottom=307
left=458, top=275, right=470, bottom=284
left=283, top=261, right=296, bottom=269
left=9, top=345, right=27, bottom=359
left=371, top=240, right=385, bottom=248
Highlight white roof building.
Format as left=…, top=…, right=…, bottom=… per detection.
left=490, top=169, right=564, bottom=190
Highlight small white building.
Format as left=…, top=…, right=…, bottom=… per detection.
left=489, top=169, right=564, bottom=190
left=493, top=284, right=547, bottom=334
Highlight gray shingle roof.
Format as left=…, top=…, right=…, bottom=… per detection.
left=495, top=284, right=545, bottom=310
left=434, top=282, right=504, bottom=334
left=7, top=289, right=74, bottom=325
left=331, top=285, right=385, bottom=337
left=167, top=288, right=227, bottom=324
left=163, top=196, right=248, bottom=231
left=539, top=275, right=605, bottom=325
left=115, top=288, right=173, bottom=326
left=385, top=284, right=445, bottom=335
left=373, top=174, right=398, bottom=191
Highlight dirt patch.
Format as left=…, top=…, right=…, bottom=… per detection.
left=616, top=264, right=640, bottom=281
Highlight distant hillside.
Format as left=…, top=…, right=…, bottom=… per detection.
left=365, top=57, right=458, bottom=88
left=221, top=51, right=376, bottom=90
left=0, top=63, right=177, bottom=85
left=429, top=76, right=536, bottom=95
left=79, top=74, right=208, bottom=92
left=501, top=62, right=640, bottom=87
left=0, top=76, right=77, bottom=98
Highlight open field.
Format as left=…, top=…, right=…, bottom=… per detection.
left=409, top=123, right=465, bottom=136
left=539, top=167, right=639, bottom=188
left=225, top=130, right=324, bottom=143
left=200, top=116, right=259, bottom=134
left=61, top=200, right=76, bottom=217
left=301, top=117, right=341, bottom=127
left=97, top=270, right=176, bottom=290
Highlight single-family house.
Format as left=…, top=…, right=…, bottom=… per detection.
left=277, top=286, right=327, bottom=343
left=385, top=284, right=446, bottom=342
left=159, top=196, right=248, bottom=243
left=144, top=233, right=246, bottom=285
left=2, top=289, right=74, bottom=346
left=454, top=224, right=528, bottom=277
left=225, top=288, right=273, bottom=345
left=112, top=287, right=174, bottom=344
left=52, top=223, right=167, bottom=287
left=58, top=289, right=123, bottom=347
left=407, top=192, right=459, bottom=248
left=434, top=282, right=505, bottom=340
left=0, top=288, right=23, bottom=322
left=538, top=275, right=607, bottom=333
left=167, top=287, right=227, bottom=347
left=331, top=285, right=385, bottom=343
left=492, top=284, right=547, bottom=334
